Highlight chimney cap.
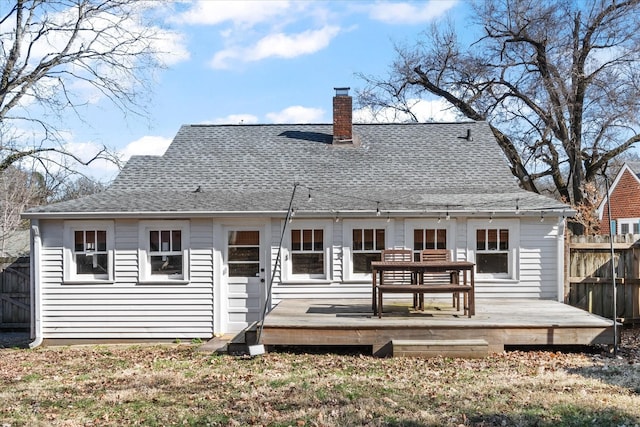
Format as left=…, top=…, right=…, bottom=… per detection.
left=334, top=87, right=350, bottom=96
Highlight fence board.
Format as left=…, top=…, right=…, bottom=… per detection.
left=1, top=257, right=30, bottom=330
left=567, top=234, right=640, bottom=323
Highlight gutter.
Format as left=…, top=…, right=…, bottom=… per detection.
left=21, top=208, right=575, bottom=221
left=556, top=216, right=566, bottom=303
left=29, top=221, right=43, bottom=348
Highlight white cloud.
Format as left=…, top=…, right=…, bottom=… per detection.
left=210, top=26, right=340, bottom=69
left=119, top=135, right=172, bottom=160
left=251, top=26, right=341, bottom=60
left=153, top=28, right=191, bottom=67
left=368, top=1, right=458, bottom=25
left=266, top=106, right=325, bottom=123
left=210, top=114, right=259, bottom=125
left=58, top=136, right=170, bottom=182
left=354, top=98, right=458, bottom=123
left=3, top=2, right=190, bottom=110
left=175, top=0, right=292, bottom=27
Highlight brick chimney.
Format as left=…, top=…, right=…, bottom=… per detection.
left=333, top=87, right=352, bottom=143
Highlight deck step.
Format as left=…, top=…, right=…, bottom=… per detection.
left=392, top=339, right=489, bottom=358
left=226, top=322, right=260, bottom=355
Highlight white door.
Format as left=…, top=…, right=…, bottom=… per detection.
left=224, top=228, right=265, bottom=332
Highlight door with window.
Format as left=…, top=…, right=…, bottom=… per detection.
left=225, top=228, right=265, bottom=332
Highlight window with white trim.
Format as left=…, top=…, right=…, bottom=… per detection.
left=618, top=218, right=640, bottom=235
left=352, top=228, right=385, bottom=274
left=63, top=221, right=114, bottom=282
left=468, top=219, right=518, bottom=280
left=139, top=221, right=190, bottom=282
left=343, top=220, right=391, bottom=281
left=291, top=228, right=325, bottom=277
left=476, top=228, right=509, bottom=274
left=412, top=228, right=447, bottom=260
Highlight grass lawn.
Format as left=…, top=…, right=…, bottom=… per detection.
left=1, top=329, right=639, bottom=427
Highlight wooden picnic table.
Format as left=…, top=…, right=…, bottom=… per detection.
left=371, top=260, right=475, bottom=318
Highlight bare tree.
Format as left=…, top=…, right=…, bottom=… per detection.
left=358, top=0, right=640, bottom=225
left=0, top=0, right=172, bottom=176
left=52, top=175, right=106, bottom=202
left=0, top=166, right=46, bottom=255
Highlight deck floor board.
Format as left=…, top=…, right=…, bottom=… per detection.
left=260, top=299, right=616, bottom=355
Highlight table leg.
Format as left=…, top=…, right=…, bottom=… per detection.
left=470, top=268, right=475, bottom=316
left=372, top=268, right=378, bottom=314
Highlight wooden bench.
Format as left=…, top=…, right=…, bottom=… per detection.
left=377, top=283, right=473, bottom=317
left=373, top=250, right=474, bottom=318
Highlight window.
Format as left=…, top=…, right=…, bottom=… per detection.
left=63, top=221, right=114, bottom=282
left=149, top=229, right=183, bottom=276
left=476, top=228, right=509, bottom=274
left=290, top=228, right=325, bottom=278
left=139, top=221, right=190, bottom=282
left=618, top=219, right=640, bottom=235
left=352, top=228, right=385, bottom=274
left=343, top=220, right=391, bottom=281
left=413, top=228, right=447, bottom=260
left=468, top=219, right=518, bottom=280
left=228, top=230, right=260, bottom=277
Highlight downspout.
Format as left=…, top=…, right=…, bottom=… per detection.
left=29, top=220, right=43, bottom=348
left=556, top=215, right=566, bottom=303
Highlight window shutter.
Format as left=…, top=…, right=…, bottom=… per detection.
left=610, top=220, right=617, bottom=235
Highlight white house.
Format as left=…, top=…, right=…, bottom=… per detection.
left=24, top=88, right=573, bottom=346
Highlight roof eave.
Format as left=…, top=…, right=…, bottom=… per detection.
left=22, top=207, right=576, bottom=220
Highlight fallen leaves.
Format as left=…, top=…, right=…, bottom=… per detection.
left=0, top=328, right=639, bottom=426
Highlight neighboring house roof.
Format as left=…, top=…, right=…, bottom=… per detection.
left=24, top=121, right=570, bottom=218
left=625, top=161, right=640, bottom=176
left=1, top=228, right=30, bottom=258
left=597, top=162, right=640, bottom=220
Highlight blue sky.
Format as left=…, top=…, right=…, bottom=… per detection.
left=59, top=0, right=465, bottom=181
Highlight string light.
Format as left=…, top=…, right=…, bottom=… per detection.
left=489, top=213, right=493, bottom=223
left=386, top=213, right=391, bottom=223
left=540, top=211, right=545, bottom=222
left=289, top=184, right=567, bottom=219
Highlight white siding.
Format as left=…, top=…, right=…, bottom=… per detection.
left=39, top=219, right=214, bottom=340
left=36, top=214, right=564, bottom=338
left=270, top=216, right=563, bottom=302
left=469, top=217, right=561, bottom=299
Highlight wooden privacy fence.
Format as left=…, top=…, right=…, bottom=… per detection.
left=0, top=257, right=30, bottom=330
left=566, top=234, right=640, bottom=323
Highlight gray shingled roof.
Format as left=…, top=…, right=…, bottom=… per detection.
left=25, top=121, right=570, bottom=217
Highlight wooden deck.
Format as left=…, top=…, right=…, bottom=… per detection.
left=260, top=298, right=617, bottom=356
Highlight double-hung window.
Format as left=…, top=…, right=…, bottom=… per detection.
left=618, top=218, right=640, bottom=235
left=469, top=219, right=518, bottom=280
left=476, top=228, right=509, bottom=274
left=412, top=228, right=447, bottom=260
left=343, top=221, right=389, bottom=281
left=289, top=227, right=326, bottom=279
left=63, top=221, right=114, bottom=283
left=283, top=221, right=330, bottom=281
left=139, top=220, right=190, bottom=282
